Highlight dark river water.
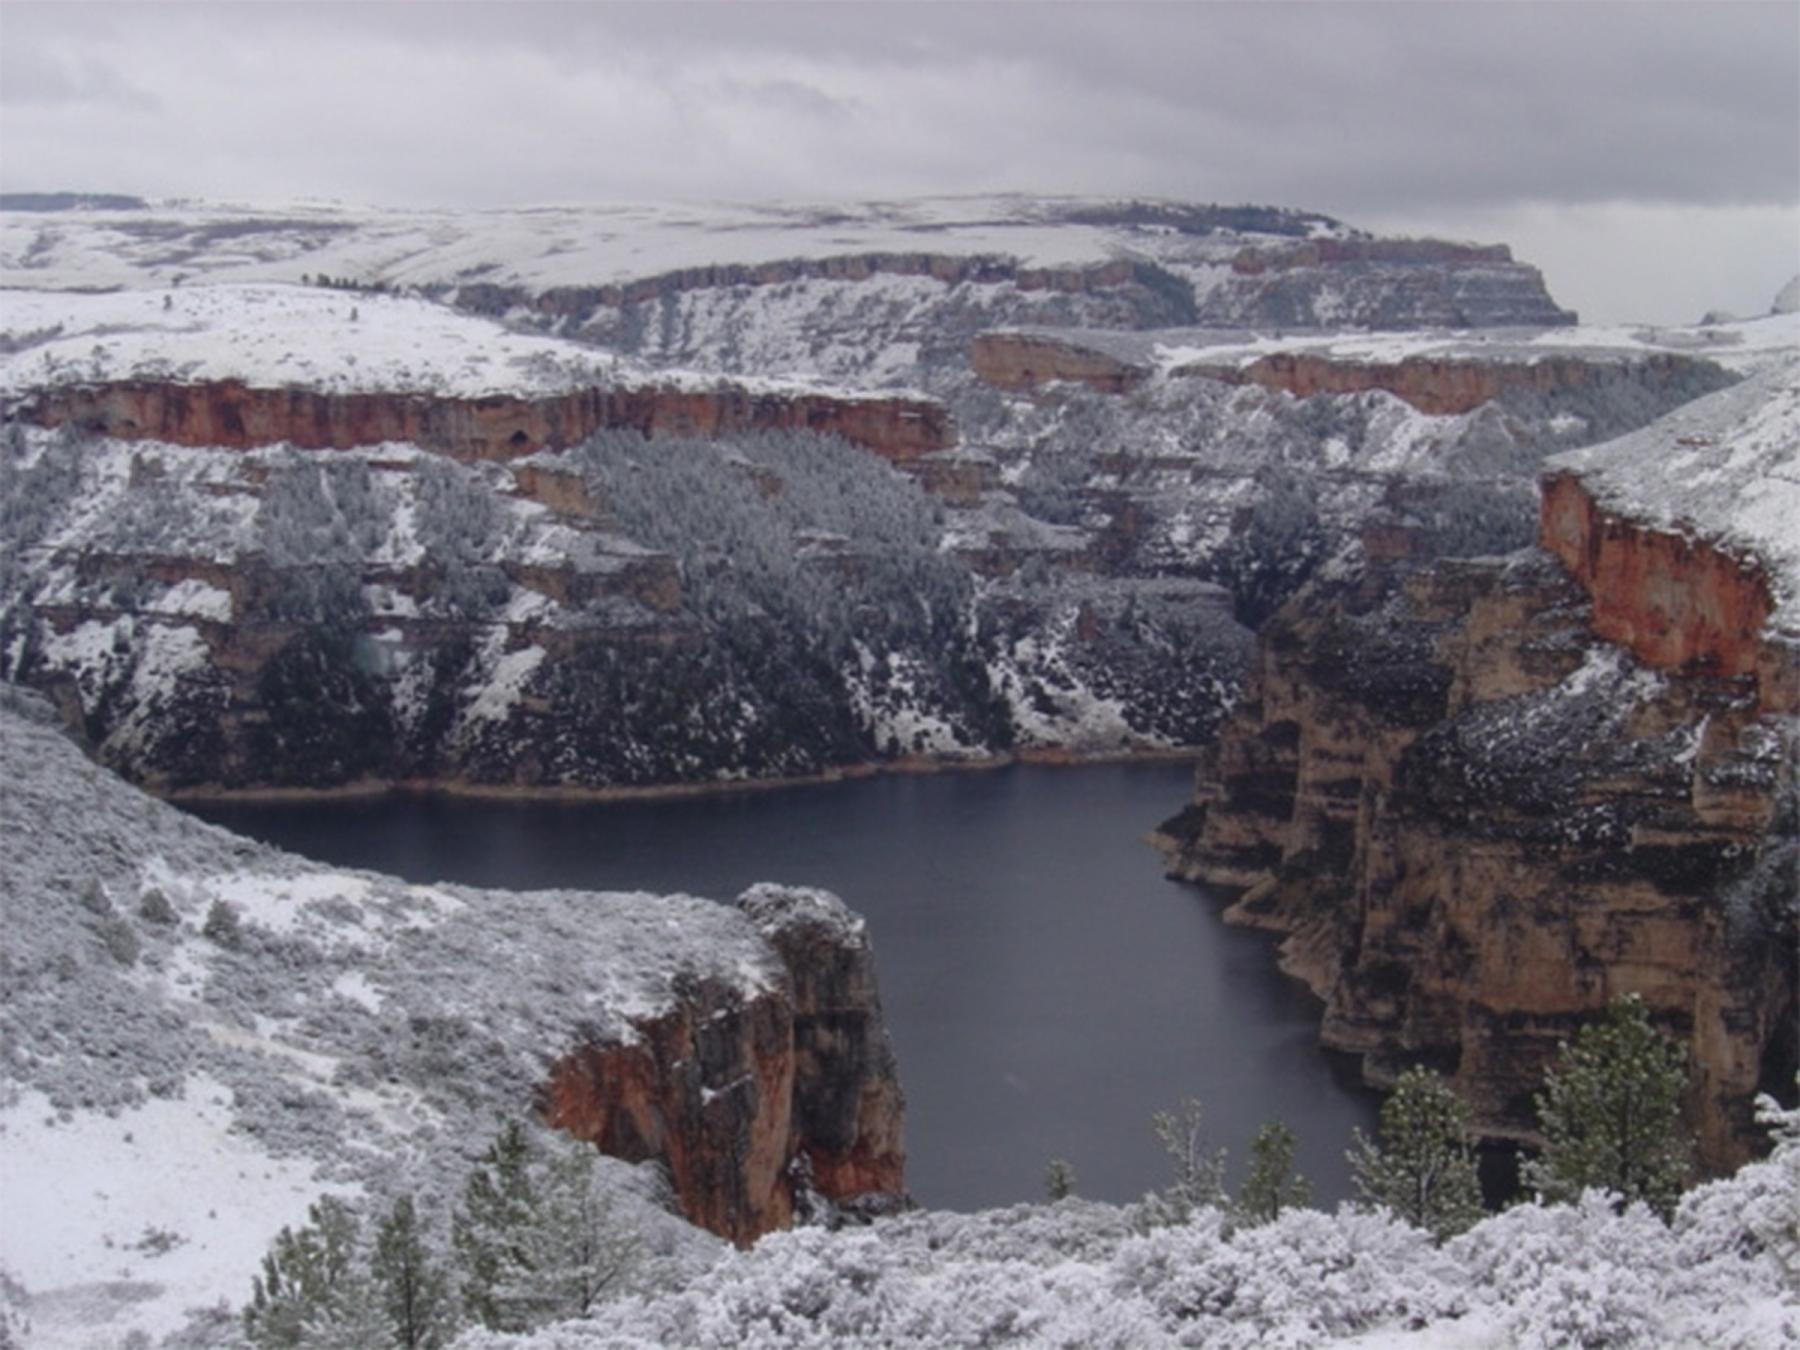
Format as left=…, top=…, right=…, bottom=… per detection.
left=188, top=762, right=1379, bottom=1211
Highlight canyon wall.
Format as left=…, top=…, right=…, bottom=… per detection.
left=1540, top=470, right=1793, bottom=706
left=1176, top=352, right=1715, bottom=417
left=972, top=333, right=1721, bottom=418
left=11, top=378, right=955, bottom=465
left=541, top=886, right=906, bottom=1245
left=1157, top=550, right=1796, bottom=1170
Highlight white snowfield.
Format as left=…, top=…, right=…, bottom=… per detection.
left=0, top=195, right=1349, bottom=296
left=0, top=283, right=906, bottom=402
left=1546, top=355, right=1800, bottom=631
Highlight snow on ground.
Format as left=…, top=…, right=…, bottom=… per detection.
left=1546, top=354, right=1800, bottom=630
left=0, top=692, right=785, bottom=1346
left=1132, top=308, right=1800, bottom=379
left=0, top=1079, right=345, bottom=1349
left=0, top=196, right=1332, bottom=297
left=0, top=283, right=622, bottom=399
left=0, top=282, right=926, bottom=403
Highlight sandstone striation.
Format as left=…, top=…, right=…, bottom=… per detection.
left=1174, top=352, right=1714, bottom=417
left=12, top=378, right=955, bottom=466
left=969, top=332, right=1151, bottom=394
left=1157, top=549, right=1797, bottom=1170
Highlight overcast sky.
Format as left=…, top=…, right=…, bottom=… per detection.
left=3, top=1, right=1795, bottom=325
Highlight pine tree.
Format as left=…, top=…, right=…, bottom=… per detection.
left=1143, top=1098, right=1227, bottom=1226
left=1524, top=993, right=1693, bottom=1219
left=1348, top=1066, right=1484, bottom=1240
left=1235, top=1118, right=1311, bottom=1227
left=452, top=1121, right=537, bottom=1332
left=243, top=1196, right=366, bottom=1348
left=452, top=1122, right=639, bottom=1332
left=507, top=1136, right=639, bottom=1323
left=370, top=1195, right=455, bottom=1349
left=1043, top=1157, right=1077, bottom=1202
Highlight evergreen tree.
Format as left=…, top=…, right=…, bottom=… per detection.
left=1143, top=1098, right=1227, bottom=1226
left=1235, top=1118, right=1311, bottom=1227
left=371, top=1195, right=455, bottom=1349
left=452, top=1122, right=638, bottom=1332
left=243, top=1196, right=366, bottom=1348
left=452, top=1120, right=537, bottom=1332
left=1043, top=1157, right=1077, bottom=1202
left=1524, top=993, right=1693, bottom=1219
left=507, top=1137, right=639, bottom=1323
left=1348, top=1066, right=1484, bottom=1240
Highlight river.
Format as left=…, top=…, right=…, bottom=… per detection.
left=188, top=762, right=1379, bottom=1211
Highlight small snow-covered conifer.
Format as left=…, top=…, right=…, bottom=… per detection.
left=1349, top=1065, right=1484, bottom=1240
left=1525, top=993, right=1693, bottom=1219
left=1235, top=1118, right=1311, bottom=1227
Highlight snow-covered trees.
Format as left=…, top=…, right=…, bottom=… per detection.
left=1142, top=1098, right=1227, bottom=1227
left=452, top=1120, right=642, bottom=1333
left=1524, top=993, right=1694, bottom=1218
left=244, top=1122, right=640, bottom=1347
left=1348, top=1066, right=1485, bottom=1240
left=371, top=1196, right=456, bottom=1350
left=1234, top=1118, right=1312, bottom=1227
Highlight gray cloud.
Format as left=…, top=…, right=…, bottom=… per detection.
left=1, top=1, right=1794, bottom=323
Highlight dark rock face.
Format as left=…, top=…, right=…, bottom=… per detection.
left=1157, top=551, right=1797, bottom=1170
left=542, top=886, right=906, bottom=1245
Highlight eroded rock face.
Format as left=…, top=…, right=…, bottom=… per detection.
left=14, top=379, right=955, bottom=466
left=1157, top=552, right=1797, bottom=1170
left=541, top=885, right=906, bottom=1245
left=1540, top=470, right=1790, bottom=703
left=1174, top=353, right=1717, bottom=417
left=969, top=333, right=1150, bottom=394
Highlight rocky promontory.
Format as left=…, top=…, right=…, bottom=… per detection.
left=1157, top=367, right=1800, bottom=1169
left=0, top=694, right=905, bottom=1291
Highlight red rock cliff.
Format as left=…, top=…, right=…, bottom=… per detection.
left=1175, top=352, right=1714, bottom=417
left=541, top=885, right=906, bottom=1246
left=14, top=378, right=955, bottom=465
left=1539, top=470, right=1792, bottom=710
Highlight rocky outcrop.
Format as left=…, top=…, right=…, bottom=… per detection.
left=541, top=885, right=905, bottom=1245
left=12, top=378, right=955, bottom=465
left=1198, top=243, right=1577, bottom=329
left=969, top=333, right=1150, bottom=394
left=1540, top=470, right=1790, bottom=702
left=1174, top=352, right=1719, bottom=416
left=1157, top=551, right=1797, bottom=1171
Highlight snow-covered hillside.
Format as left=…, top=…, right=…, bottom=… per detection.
left=0, top=692, right=790, bottom=1346
left=4, top=690, right=1795, bottom=1349
left=0, top=196, right=1351, bottom=295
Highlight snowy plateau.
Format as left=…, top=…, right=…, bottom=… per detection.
left=2, top=194, right=1799, bottom=1347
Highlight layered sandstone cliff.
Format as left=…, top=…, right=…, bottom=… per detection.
left=1157, top=551, right=1796, bottom=1169
left=12, top=377, right=954, bottom=466
left=973, top=329, right=1723, bottom=418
